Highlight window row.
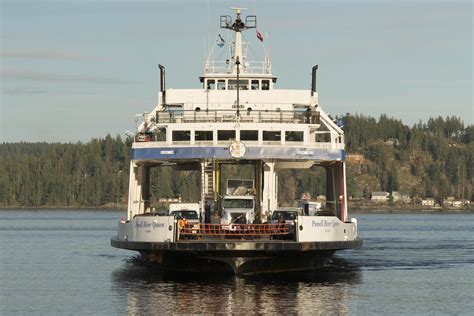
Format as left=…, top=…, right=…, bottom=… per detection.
left=206, top=79, right=270, bottom=91
left=172, top=130, right=304, bottom=142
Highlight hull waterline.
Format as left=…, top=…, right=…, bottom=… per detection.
left=111, top=238, right=362, bottom=275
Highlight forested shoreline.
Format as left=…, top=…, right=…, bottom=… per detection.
left=1, top=114, right=472, bottom=208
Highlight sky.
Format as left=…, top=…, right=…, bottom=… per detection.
left=1, top=0, right=472, bottom=143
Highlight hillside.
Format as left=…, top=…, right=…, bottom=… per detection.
left=343, top=114, right=473, bottom=204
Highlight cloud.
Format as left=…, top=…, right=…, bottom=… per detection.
left=1, top=69, right=137, bottom=85
left=3, top=86, right=47, bottom=96
left=400, top=79, right=472, bottom=87
left=1, top=50, right=100, bottom=62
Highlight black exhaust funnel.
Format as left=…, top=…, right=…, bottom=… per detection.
left=158, top=64, right=166, bottom=105
left=311, top=65, right=318, bottom=96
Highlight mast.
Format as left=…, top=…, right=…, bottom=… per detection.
left=220, top=7, right=257, bottom=119
left=220, top=7, right=257, bottom=73
left=236, top=56, right=240, bottom=118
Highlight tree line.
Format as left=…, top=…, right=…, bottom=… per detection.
left=0, top=136, right=131, bottom=207
left=0, top=115, right=472, bottom=207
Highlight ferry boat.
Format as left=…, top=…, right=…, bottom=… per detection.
left=111, top=8, right=362, bottom=275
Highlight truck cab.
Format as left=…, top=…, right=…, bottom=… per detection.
left=270, top=208, right=302, bottom=224
left=298, top=201, right=321, bottom=216
left=221, top=195, right=255, bottom=224
left=169, top=203, right=201, bottom=224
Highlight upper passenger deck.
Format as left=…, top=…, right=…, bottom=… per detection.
left=135, top=88, right=345, bottom=160
left=153, top=88, right=317, bottom=124
left=131, top=8, right=345, bottom=160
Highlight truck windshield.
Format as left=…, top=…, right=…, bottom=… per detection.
left=172, top=211, right=199, bottom=219
left=223, top=199, right=253, bottom=209
left=271, top=211, right=297, bottom=221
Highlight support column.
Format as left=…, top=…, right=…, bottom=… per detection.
left=143, top=165, right=151, bottom=212
left=341, top=162, right=348, bottom=222
left=215, top=160, right=219, bottom=202
left=254, top=160, right=262, bottom=219
left=326, top=164, right=338, bottom=216
left=325, top=162, right=345, bottom=221
left=127, top=161, right=146, bottom=220
left=262, top=160, right=277, bottom=217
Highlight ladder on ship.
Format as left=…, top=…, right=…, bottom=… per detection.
left=202, top=160, right=215, bottom=200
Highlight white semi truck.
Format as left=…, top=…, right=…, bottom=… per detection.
left=220, top=179, right=256, bottom=224
left=221, top=195, right=255, bottom=224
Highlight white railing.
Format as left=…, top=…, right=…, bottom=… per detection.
left=155, top=109, right=317, bottom=124
left=204, top=61, right=272, bottom=75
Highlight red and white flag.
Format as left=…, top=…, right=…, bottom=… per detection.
left=256, top=30, right=263, bottom=42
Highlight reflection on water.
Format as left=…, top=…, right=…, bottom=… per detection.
left=111, top=257, right=362, bottom=314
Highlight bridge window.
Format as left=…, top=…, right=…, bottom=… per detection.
left=315, top=125, right=331, bottom=142
left=262, top=80, right=270, bottom=90
left=195, top=130, right=213, bottom=141
left=263, top=131, right=280, bottom=141
left=156, top=127, right=166, bottom=141
left=172, top=130, right=190, bottom=142
left=228, top=79, right=249, bottom=90
left=218, top=130, right=236, bottom=141
left=240, top=130, right=258, bottom=141
left=165, top=104, right=183, bottom=116
left=293, top=104, right=310, bottom=123
left=285, top=131, right=304, bottom=142
left=251, top=80, right=259, bottom=90
left=217, top=80, right=226, bottom=90
left=207, top=79, right=216, bottom=90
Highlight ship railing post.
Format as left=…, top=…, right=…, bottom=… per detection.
left=174, top=218, right=178, bottom=241
left=342, top=161, right=348, bottom=222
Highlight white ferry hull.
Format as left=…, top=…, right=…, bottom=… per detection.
left=111, top=215, right=361, bottom=274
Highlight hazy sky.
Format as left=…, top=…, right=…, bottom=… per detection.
left=1, top=0, right=472, bottom=143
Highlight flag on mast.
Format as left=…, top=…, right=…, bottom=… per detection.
left=256, top=30, right=263, bottom=42
left=216, top=34, right=225, bottom=47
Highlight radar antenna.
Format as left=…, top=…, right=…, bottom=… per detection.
left=220, top=8, right=257, bottom=122
left=220, top=8, right=256, bottom=32
left=220, top=7, right=256, bottom=63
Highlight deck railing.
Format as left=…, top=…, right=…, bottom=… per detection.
left=155, top=109, right=319, bottom=124
left=204, top=61, right=272, bottom=75
left=177, top=223, right=295, bottom=241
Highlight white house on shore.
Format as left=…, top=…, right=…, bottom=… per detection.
left=444, top=197, right=471, bottom=208
left=421, top=198, right=436, bottom=206
left=391, top=191, right=412, bottom=203
left=371, top=191, right=389, bottom=203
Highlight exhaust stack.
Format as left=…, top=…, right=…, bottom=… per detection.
left=158, top=64, right=166, bottom=105
left=311, top=65, right=318, bottom=96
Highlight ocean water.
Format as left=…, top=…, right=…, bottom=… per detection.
left=0, top=210, right=473, bottom=315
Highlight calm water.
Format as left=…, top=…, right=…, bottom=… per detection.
left=1, top=210, right=473, bottom=315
